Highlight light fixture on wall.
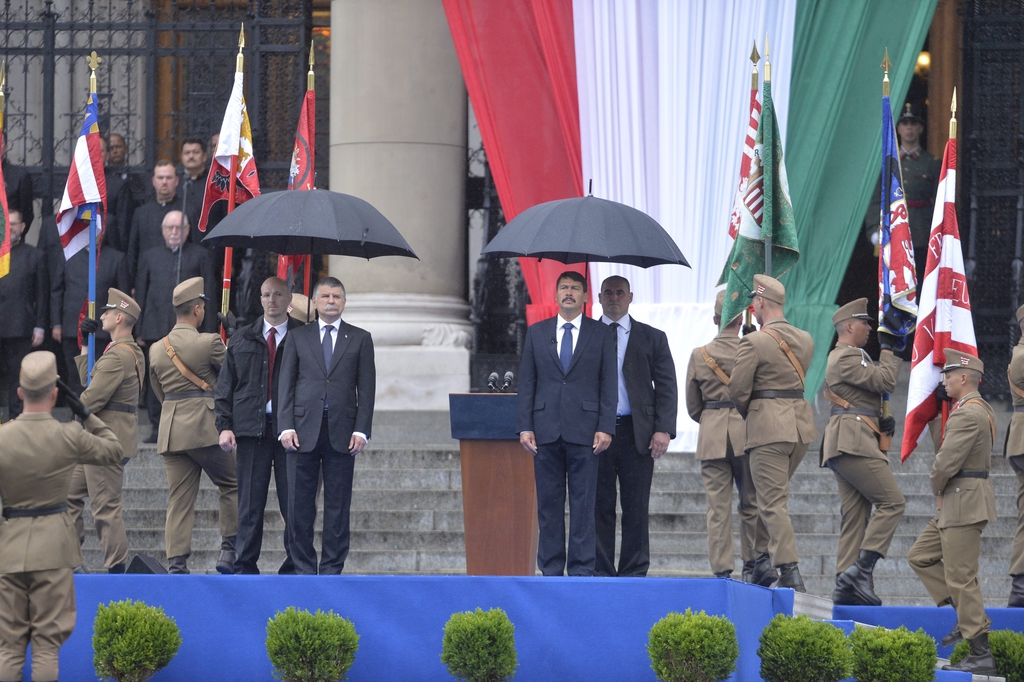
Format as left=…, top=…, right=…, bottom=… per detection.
left=915, top=51, right=931, bottom=78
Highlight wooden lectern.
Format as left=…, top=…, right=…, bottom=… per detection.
left=449, top=393, right=538, bottom=576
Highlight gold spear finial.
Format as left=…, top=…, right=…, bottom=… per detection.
left=236, top=24, right=245, bottom=73
left=308, top=39, right=315, bottom=91
left=950, top=87, right=957, bottom=139
left=881, top=48, right=891, bottom=97
left=87, top=51, right=101, bottom=94
left=764, top=33, right=771, bottom=83
left=750, top=40, right=760, bottom=91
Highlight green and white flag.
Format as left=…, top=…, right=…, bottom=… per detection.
left=718, top=78, right=800, bottom=329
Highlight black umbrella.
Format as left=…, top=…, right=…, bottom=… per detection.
left=480, top=195, right=688, bottom=268
left=201, top=188, right=418, bottom=259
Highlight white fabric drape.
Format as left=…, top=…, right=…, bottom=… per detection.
left=574, top=0, right=798, bottom=451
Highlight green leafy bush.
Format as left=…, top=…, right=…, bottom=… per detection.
left=950, top=629, right=1024, bottom=682
left=266, top=607, right=360, bottom=682
left=441, top=607, right=517, bottom=682
left=93, top=599, right=182, bottom=682
left=849, top=625, right=936, bottom=682
left=757, top=614, right=852, bottom=682
left=647, top=608, right=739, bottom=682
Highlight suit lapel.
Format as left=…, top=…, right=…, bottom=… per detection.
left=547, top=317, right=563, bottom=374
left=307, top=323, right=328, bottom=375
left=567, top=317, right=593, bottom=374
left=328, top=321, right=354, bottom=375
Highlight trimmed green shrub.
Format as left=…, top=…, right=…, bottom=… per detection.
left=647, top=608, right=739, bottom=682
left=950, top=629, right=1024, bottom=682
left=757, top=614, right=852, bottom=682
left=849, top=625, right=936, bottom=682
left=266, top=607, right=360, bottom=682
left=441, top=607, right=517, bottom=682
left=93, top=599, right=182, bottom=682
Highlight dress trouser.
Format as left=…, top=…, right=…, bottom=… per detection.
left=748, top=440, right=807, bottom=567
left=595, top=417, right=654, bottom=577
left=1010, top=456, right=1024, bottom=575
left=700, top=446, right=765, bottom=574
left=67, top=459, right=129, bottom=569
left=142, top=340, right=161, bottom=431
left=908, top=517, right=991, bottom=640
left=0, top=337, right=32, bottom=417
left=535, top=438, right=600, bottom=576
left=829, top=453, right=906, bottom=573
left=0, top=568, right=75, bottom=682
left=287, top=413, right=355, bottom=575
left=235, top=419, right=294, bottom=574
left=162, top=444, right=238, bottom=558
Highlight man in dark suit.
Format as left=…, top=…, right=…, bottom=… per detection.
left=2, top=132, right=34, bottom=237
left=135, top=210, right=216, bottom=442
left=126, top=160, right=183, bottom=281
left=0, top=210, right=48, bottom=417
left=215, top=276, right=299, bottom=574
left=594, top=276, right=677, bottom=577
left=278, top=276, right=375, bottom=574
left=517, top=271, right=617, bottom=576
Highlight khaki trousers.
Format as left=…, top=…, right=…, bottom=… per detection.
left=829, top=454, right=906, bottom=573
left=67, top=460, right=128, bottom=569
left=1010, top=457, right=1024, bottom=575
left=748, top=441, right=807, bottom=566
left=163, top=444, right=238, bottom=558
left=700, top=450, right=766, bottom=574
left=908, top=517, right=991, bottom=640
left=0, top=568, right=75, bottom=682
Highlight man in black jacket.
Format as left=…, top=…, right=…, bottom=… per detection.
left=2, top=133, right=34, bottom=237
left=215, top=276, right=298, bottom=574
left=135, top=210, right=216, bottom=441
left=126, top=161, right=183, bottom=281
left=0, top=210, right=48, bottom=416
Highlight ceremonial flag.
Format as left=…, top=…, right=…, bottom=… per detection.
left=877, top=93, right=917, bottom=350
left=727, top=72, right=761, bottom=240
left=57, top=92, right=106, bottom=260
left=198, top=71, right=261, bottom=232
left=718, top=74, right=799, bottom=328
left=277, top=87, right=315, bottom=282
left=901, top=133, right=975, bottom=462
left=0, top=160, right=10, bottom=279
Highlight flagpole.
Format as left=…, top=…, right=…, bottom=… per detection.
left=940, top=90, right=958, bottom=437
left=304, top=40, right=314, bottom=297
left=744, top=41, right=759, bottom=330
left=879, top=49, right=893, bottom=425
left=220, top=26, right=244, bottom=341
left=86, top=51, right=101, bottom=379
left=763, top=33, right=773, bottom=277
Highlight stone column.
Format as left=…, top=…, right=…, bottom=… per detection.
left=330, top=0, right=469, bottom=410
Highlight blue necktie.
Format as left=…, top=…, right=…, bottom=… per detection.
left=560, top=322, right=574, bottom=373
left=323, top=324, right=335, bottom=369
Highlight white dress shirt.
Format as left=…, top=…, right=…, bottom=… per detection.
left=601, top=314, right=631, bottom=416
left=263, top=318, right=289, bottom=414
left=556, top=313, right=582, bottom=355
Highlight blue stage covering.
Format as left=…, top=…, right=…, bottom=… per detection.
left=36, top=575, right=789, bottom=682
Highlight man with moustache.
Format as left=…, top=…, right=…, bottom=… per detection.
left=517, top=271, right=617, bottom=576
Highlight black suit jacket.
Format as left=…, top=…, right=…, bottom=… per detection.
left=619, top=317, right=678, bottom=453
left=3, top=160, right=33, bottom=235
left=51, top=242, right=129, bottom=344
left=135, top=242, right=217, bottom=339
left=278, top=319, right=375, bottom=453
left=126, top=196, right=184, bottom=281
left=516, top=315, right=617, bottom=446
left=0, top=241, right=47, bottom=338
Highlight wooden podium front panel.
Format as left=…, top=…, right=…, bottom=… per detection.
left=460, top=439, right=539, bottom=576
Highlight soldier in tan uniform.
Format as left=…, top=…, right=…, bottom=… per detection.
left=685, top=290, right=768, bottom=582
left=1005, top=304, right=1024, bottom=607
left=728, top=274, right=818, bottom=591
left=66, top=288, right=145, bottom=574
left=908, top=349, right=997, bottom=676
left=822, top=298, right=903, bottom=606
left=149, top=277, right=237, bottom=574
left=0, top=351, right=122, bottom=682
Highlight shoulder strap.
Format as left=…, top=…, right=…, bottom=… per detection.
left=1008, top=367, right=1024, bottom=400
left=761, top=327, right=806, bottom=387
left=962, top=398, right=996, bottom=443
left=163, top=337, right=211, bottom=392
left=106, top=343, right=144, bottom=392
left=699, top=346, right=731, bottom=385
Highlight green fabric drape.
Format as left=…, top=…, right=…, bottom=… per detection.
left=784, top=0, right=937, bottom=399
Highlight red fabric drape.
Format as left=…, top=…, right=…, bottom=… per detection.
left=443, top=0, right=585, bottom=324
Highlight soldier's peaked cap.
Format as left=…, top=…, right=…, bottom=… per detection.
left=832, top=298, right=872, bottom=326
left=747, top=274, right=785, bottom=305
left=20, top=350, right=58, bottom=391
left=288, top=293, right=315, bottom=324
left=941, top=348, right=984, bottom=375
left=100, top=287, right=141, bottom=320
left=171, top=277, right=210, bottom=307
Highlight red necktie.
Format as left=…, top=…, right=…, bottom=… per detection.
left=266, top=327, right=277, bottom=402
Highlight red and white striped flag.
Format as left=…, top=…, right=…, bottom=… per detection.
left=901, top=136, right=976, bottom=462
left=728, top=84, right=761, bottom=239
left=57, top=92, right=106, bottom=260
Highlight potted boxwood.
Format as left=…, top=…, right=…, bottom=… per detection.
left=93, top=599, right=182, bottom=682
left=441, top=607, right=517, bottom=682
left=950, top=629, right=1024, bottom=682
left=849, top=625, right=936, bottom=682
left=647, top=608, right=739, bottom=682
left=266, top=606, right=360, bottom=682
left=757, top=614, right=852, bottom=682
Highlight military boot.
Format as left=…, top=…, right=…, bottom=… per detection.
left=835, top=550, right=882, bottom=606
left=741, top=560, right=755, bottom=583
left=773, top=563, right=806, bottom=592
left=216, top=535, right=237, bottom=574
left=832, top=574, right=853, bottom=604
left=941, top=622, right=962, bottom=647
left=1009, top=574, right=1024, bottom=607
left=713, top=570, right=732, bottom=579
left=750, top=553, right=778, bottom=587
left=942, top=632, right=998, bottom=675
left=107, top=562, right=126, bottom=575
left=167, top=555, right=189, bottom=574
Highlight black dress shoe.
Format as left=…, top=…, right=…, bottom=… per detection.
left=750, top=552, right=778, bottom=587
left=773, top=563, right=806, bottom=592
left=942, top=632, right=997, bottom=675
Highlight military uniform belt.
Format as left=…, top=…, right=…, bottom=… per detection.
left=829, top=406, right=879, bottom=418
left=952, top=469, right=989, bottom=479
left=164, top=390, right=214, bottom=401
left=3, top=503, right=68, bottom=519
left=1014, top=405, right=1024, bottom=413
left=704, top=400, right=735, bottom=410
left=102, top=401, right=138, bottom=414
left=750, top=390, right=804, bottom=400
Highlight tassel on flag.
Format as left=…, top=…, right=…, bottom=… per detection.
left=901, top=89, right=976, bottom=462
